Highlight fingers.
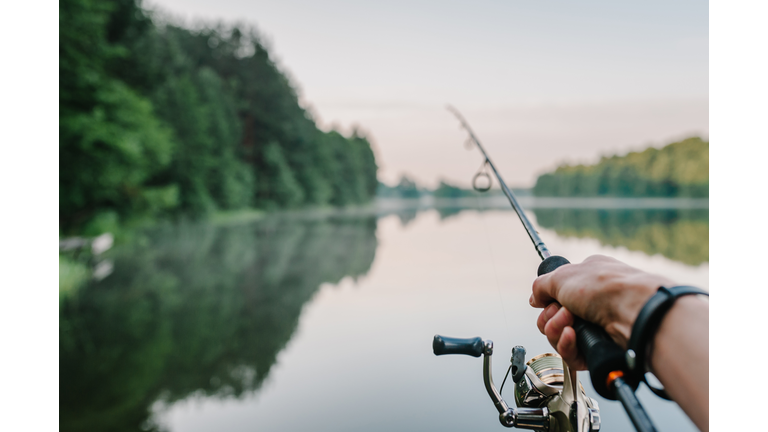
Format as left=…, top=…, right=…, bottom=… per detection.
left=530, top=261, right=576, bottom=308
left=530, top=272, right=557, bottom=308
left=542, top=307, right=587, bottom=370
left=557, top=326, right=586, bottom=370
left=543, top=306, right=574, bottom=349
left=531, top=254, right=613, bottom=372
left=537, top=302, right=560, bottom=334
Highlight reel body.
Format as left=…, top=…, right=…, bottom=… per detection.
left=433, top=335, right=601, bottom=432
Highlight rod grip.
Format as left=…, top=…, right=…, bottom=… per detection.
left=572, top=318, right=629, bottom=400
left=536, top=255, right=630, bottom=400
left=432, top=335, right=484, bottom=357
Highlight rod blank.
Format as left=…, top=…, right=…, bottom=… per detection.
left=447, top=105, right=551, bottom=260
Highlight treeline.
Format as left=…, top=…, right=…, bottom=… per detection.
left=377, top=176, right=519, bottom=199
left=377, top=176, right=425, bottom=199
left=533, top=137, right=708, bottom=198
left=60, top=0, right=377, bottom=234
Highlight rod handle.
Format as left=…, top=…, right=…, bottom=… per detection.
left=433, top=335, right=484, bottom=357
left=537, top=255, right=631, bottom=400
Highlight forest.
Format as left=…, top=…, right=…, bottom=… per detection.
left=533, top=137, right=708, bottom=198
left=60, top=0, right=378, bottom=235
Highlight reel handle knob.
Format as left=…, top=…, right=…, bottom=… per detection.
left=511, top=346, right=527, bottom=383
left=433, top=335, right=484, bottom=357
left=537, top=255, right=632, bottom=400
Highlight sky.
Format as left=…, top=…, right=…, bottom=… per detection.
left=146, top=0, right=709, bottom=188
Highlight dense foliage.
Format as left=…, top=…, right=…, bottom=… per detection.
left=60, top=0, right=378, bottom=234
left=533, top=137, right=708, bottom=198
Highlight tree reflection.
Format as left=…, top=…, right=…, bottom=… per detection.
left=531, top=208, right=708, bottom=266
left=60, top=216, right=378, bottom=432
left=435, top=206, right=464, bottom=221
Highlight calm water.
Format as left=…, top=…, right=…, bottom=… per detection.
left=60, top=202, right=708, bottom=432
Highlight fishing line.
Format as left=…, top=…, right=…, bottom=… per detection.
left=498, top=364, right=513, bottom=395
left=472, top=168, right=513, bottom=339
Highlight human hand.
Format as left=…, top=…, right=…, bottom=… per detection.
left=530, top=255, right=675, bottom=370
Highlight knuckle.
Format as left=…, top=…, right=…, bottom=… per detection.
left=596, top=269, right=616, bottom=284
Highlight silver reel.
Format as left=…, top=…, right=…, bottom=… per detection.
left=433, top=336, right=601, bottom=432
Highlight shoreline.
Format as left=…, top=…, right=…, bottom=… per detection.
left=374, top=196, right=709, bottom=211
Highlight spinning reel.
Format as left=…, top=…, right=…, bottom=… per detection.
left=433, top=335, right=601, bottom=432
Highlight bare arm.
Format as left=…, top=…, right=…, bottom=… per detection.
left=530, top=255, right=709, bottom=431
left=649, top=296, right=709, bottom=431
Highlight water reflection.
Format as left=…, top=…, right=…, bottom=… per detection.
left=59, top=204, right=707, bottom=432
left=531, top=208, right=708, bottom=266
left=435, top=206, right=465, bottom=222
left=395, top=208, right=419, bottom=227
left=434, top=205, right=709, bottom=266
left=59, top=216, right=378, bottom=432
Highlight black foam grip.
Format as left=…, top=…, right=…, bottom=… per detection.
left=433, top=335, right=484, bottom=357
left=536, top=255, right=633, bottom=400
left=573, top=318, right=632, bottom=400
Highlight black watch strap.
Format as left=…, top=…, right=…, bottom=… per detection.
left=626, top=285, right=708, bottom=399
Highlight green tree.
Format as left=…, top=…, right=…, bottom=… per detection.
left=60, top=0, right=380, bottom=233
left=60, top=0, right=176, bottom=230
left=533, top=138, right=709, bottom=198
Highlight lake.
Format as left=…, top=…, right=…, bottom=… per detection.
left=59, top=198, right=708, bottom=432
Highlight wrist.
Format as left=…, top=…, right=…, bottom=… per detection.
left=605, top=277, right=666, bottom=348
left=626, top=286, right=709, bottom=390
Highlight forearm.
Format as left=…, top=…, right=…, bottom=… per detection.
left=648, top=296, right=709, bottom=431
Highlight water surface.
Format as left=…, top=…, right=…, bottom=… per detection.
left=60, top=202, right=708, bottom=432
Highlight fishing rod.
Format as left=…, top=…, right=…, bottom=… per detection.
left=432, top=106, right=659, bottom=432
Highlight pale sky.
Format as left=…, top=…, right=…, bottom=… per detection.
left=147, top=0, right=708, bottom=188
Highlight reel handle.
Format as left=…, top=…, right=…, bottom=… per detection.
left=537, top=255, right=632, bottom=400
left=433, top=335, right=484, bottom=357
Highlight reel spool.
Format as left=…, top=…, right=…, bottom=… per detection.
left=515, top=353, right=589, bottom=409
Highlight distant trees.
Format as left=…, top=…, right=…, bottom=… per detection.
left=59, top=0, right=378, bottom=233
left=433, top=181, right=470, bottom=198
left=533, top=138, right=709, bottom=198
left=432, top=180, right=515, bottom=198
left=377, top=175, right=423, bottom=199
left=377, top=177, right=513, bottom=199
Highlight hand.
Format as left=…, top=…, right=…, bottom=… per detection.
left=530, top=255, right=675, bottom=370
